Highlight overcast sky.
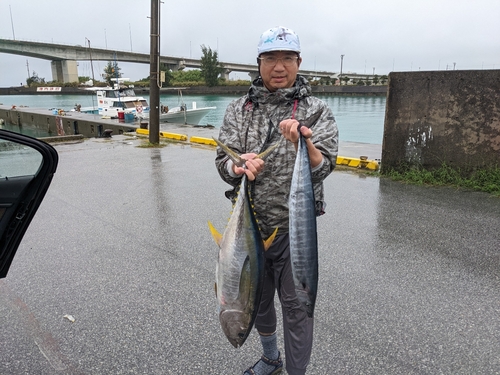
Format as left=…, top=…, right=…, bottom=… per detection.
left=1, top=0, right=499, bottom=86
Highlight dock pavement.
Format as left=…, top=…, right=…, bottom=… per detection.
left=1, top=134, right=499, bottom=374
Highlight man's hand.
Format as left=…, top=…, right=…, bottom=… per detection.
left=279, top=118, right=324, bottom=168
left=232, top=153, right=265, bottom=181
left=279, top=119, right=312, bottom=144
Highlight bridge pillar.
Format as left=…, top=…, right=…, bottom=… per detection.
left=248, top=72, right=259, bottom=81
left=51, top=60, right=79, bottom=83
left=221, top=69, right=231, bottom=81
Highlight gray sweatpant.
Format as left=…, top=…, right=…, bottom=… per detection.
left=255, top=234, right=314, bottom=375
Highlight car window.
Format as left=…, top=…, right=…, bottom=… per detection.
left=0, top=139, right=43, bottom=178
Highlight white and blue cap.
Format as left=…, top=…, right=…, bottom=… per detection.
left=257, top=26, right=301, bottom=55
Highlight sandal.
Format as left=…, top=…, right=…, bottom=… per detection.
left=243, top=352, right=283, bottom=375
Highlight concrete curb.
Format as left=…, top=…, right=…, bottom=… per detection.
left=136, top=128, right=217, bottom=146
left=38, top=134, right=85, bottom=143
left=134, top=129, right=379, bottom=171
left=336, top=156, right=379, bottom=171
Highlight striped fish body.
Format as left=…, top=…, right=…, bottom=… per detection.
left=209, top=175, right=265, bottom=348
left=289, top=133, right=319, bottom=318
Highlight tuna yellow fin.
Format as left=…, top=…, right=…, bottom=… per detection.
left=263, top=227, right=279, bottom=251
left=208, top=221, right=223, bottom=247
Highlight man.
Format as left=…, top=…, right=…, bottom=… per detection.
left=215, top=26, right=338, bottom=375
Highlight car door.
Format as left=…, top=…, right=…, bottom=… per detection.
left=0, top=129, right=58, bottom=278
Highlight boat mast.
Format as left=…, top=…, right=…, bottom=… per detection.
left=114, top=53, right=121, bottom=106
left=9, top=5, right=15, bottom=40
left=85, top=37, right=95, bottom=82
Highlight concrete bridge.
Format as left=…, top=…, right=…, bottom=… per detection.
left=0, top=38, right=337, bottom=83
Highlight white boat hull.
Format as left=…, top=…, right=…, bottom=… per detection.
left=139, top=107, right=216, bottom=125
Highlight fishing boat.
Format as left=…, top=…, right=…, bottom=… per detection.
left=96, top=86, right=148, bottom=118
left=77, top=82, right=216, bottom=125
left=144, top=89, right=216, bottom=125
left=72, top=80, right=147, bottom=116
left=152, top=101, right=216, bottom=125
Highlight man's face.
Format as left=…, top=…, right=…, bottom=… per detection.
left=258, top=51, right=302, bottom=92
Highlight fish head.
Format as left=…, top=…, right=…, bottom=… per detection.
left=219, top=309, right=252, bottom=348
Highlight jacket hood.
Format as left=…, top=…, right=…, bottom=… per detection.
left=246, top=75, right=311, bottom=107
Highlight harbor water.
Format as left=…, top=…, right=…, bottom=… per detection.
left=0, top=93, right=386, bottom=145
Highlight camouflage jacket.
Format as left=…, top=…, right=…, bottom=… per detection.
left=215, top=75, right=338, bottom=237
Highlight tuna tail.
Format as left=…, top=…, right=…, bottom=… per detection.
left=213, top=137, right=279, bottom=167
left=257, top=142, right=280, bottom=160
left=207, top=221, right=223, bottom=247
left=212, top=137, right=246, bottom=167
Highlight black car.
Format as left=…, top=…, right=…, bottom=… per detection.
left=0, top=129, right=58, bottom=278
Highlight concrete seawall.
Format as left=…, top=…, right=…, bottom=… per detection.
left=0, top=105, right=136, bottom=138
left=382, top=70, right=500, bottom=172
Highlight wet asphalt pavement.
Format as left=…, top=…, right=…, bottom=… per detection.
left=1, top=133, right=499, bottom=375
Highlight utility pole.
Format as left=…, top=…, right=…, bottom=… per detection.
left=149, top=0, right=160, bottom=144
left=339, top=54, right=344, bottom=85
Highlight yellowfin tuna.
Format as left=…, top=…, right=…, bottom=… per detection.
left=209, top=138, right=278, bottom=348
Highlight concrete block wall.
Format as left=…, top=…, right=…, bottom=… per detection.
left=382, top=70, right=500, bottom=173
left=0, top=106, right=136, bottom=138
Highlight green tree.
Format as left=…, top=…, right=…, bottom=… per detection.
left=200, top=45, right=223, bottom=87
left=103, top=61, right=122, bottom=86
left=26, top=71, right=45, bottom=87
left=78, top=76, right=91, bottom=83
left=342, top=76, right=350, bottom=85
left=372, top=75, right=380, bottom=85
left=161, top=67, right=174, bottom=86
left=174, top=69, right=203, bottom=82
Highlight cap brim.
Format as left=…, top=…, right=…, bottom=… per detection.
left=258, top=48, right=301, bottom=55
